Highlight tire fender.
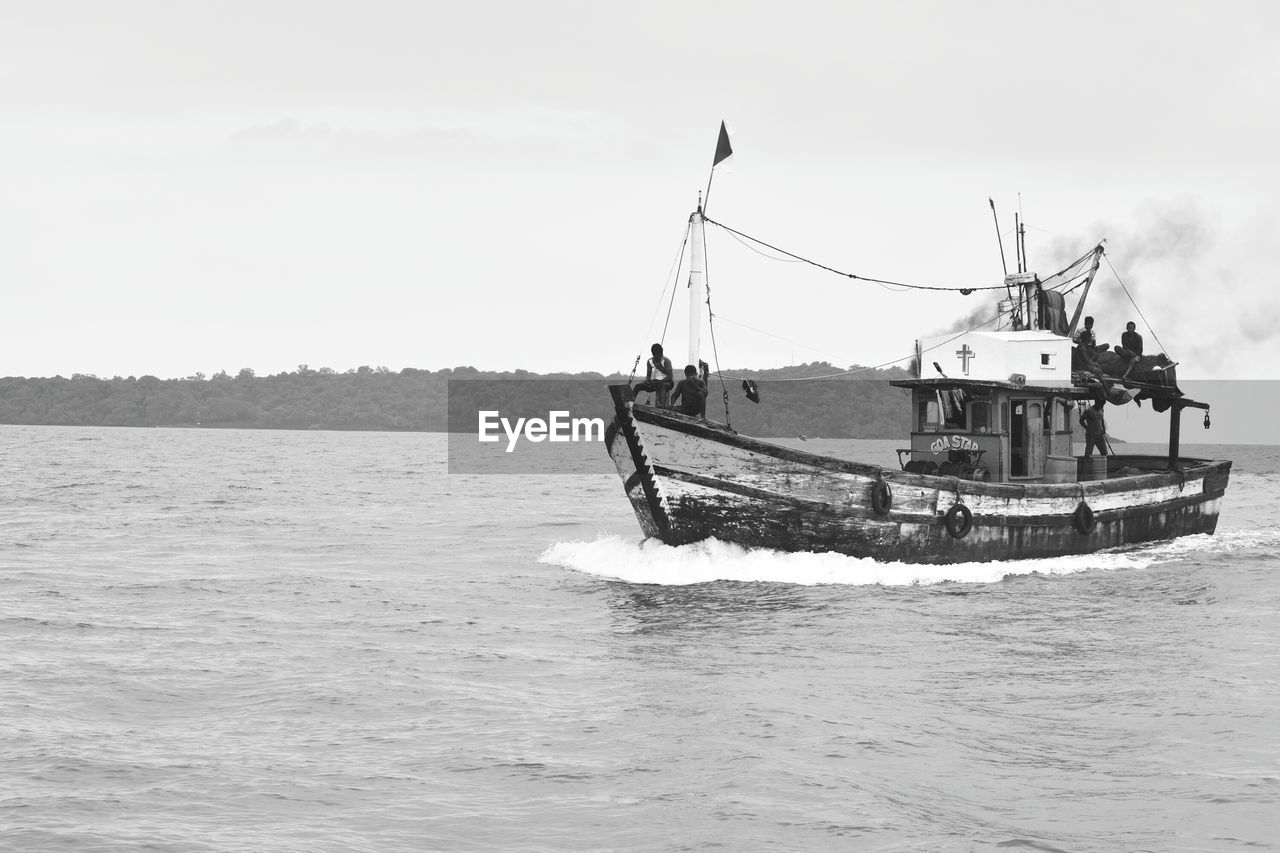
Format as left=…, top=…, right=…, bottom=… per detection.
left=1073, top=502, right=1096, bottom=535
left=871, top=478, right=893, bottom=516
left=944, top=503, right=973, bottom=539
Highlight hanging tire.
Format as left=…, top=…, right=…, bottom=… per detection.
left=871, top=479, right=893, bottom=516
left=970, top=466, right=991, bottom=482
left=944, top=503, right=973, bottom=539
left=1073, top=502, right=1096, bottom=535
left=922, top=461, right=939, bottom=476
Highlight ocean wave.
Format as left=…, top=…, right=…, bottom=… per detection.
left=539, top=535, right=1165, bottom=587
left=1139, top=526, right=1280, bottom=559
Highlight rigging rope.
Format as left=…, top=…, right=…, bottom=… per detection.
left=703, top=223, right=733, bottom=428
left=643, top=214, right=1108, bottom=389
left=714, top=314, right=862, bottom=366
left=1103, top=253, right=1172, bottom=357
left=659, top=220, right=692, bottom=348
left=712, top=310, right=1004, bottom=383
left=647, top=221, right=692, bottom=343
left=703, top=216, right=1010, bottom=292
left=721, top=225, right=805, bottom=264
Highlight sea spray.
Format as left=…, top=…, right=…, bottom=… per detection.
left=538, top=535, right=1173, bottom=587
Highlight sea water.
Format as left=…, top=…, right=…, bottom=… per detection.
left=1, top=427, right=1276, bottom=852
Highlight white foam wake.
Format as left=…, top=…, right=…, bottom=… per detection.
left=539, top=535, right=1169, bottom=587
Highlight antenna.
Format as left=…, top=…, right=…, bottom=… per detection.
left=1018, top=192, right=1028, bottom=271
left=989, top=198, right=1008, bottom=277
left=1014, top=213, right=1022, bottom=273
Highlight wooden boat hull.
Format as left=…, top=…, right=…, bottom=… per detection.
left=605, top=386, right=1230, bottom=564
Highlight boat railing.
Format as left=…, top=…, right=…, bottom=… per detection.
left=897, top=447, right=990, bottom=480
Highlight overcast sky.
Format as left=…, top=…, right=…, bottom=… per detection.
left=1, top=1, right=1277, bottom=381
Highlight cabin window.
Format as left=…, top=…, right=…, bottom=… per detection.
left=1040, top=352, right=1055, bottom=369
left=919, top=399, right=941, bottom=432
left=970, top=401, right=991, bottom=433
left=942, top=395, right=967, bottom=430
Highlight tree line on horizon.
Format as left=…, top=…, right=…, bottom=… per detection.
left=0, top=362, right=914, bottom=437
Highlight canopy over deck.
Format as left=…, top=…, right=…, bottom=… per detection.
left=891, top=376, right=1094, bottom=398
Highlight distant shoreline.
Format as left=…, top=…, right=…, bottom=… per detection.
left=0, top=363, right=912, bottom=439
left=1, top=369, right=1268, bottom=445
left=0, top=422, right=1267, bottom=449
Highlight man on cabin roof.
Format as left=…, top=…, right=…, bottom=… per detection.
left=1080, top=400, right=1108, bottom=458
left=1072, top=315, right=1111, bottom=378
left=631, top=343, right=675, bottom=407
left=1116, top=321, right=1144, bottom=380
left=1076, top=316, right=1109, bottom=354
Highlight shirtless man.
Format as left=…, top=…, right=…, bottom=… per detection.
left=1116, top=321, right=1144, bottom=380
left=671, top=365, right=708, bottom=417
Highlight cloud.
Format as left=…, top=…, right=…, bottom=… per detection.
left=224, top=108, right=616, bottom=160
left=226, top=117, right=480, bottom=159
left=1238, top=302, right=1280, bottom=343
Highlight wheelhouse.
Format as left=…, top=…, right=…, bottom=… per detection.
left=895, top=377, right=1092, bottom=482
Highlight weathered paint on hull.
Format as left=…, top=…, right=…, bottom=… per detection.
left=606, top=385, right=1230, bottom=564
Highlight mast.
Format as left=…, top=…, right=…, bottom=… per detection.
left=687, top=197, right=706, bottom=368
left=1065, top=245, right=1106, bottom=335
left=1019, top=218, right=1028, bottom=273
left=989, top=198, right=1008, bottom=277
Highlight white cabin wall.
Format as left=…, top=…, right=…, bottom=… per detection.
left=919, top=331, right=1073, bottom=387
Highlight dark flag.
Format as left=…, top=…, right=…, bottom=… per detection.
left=713, top=121, right=733, bottom=166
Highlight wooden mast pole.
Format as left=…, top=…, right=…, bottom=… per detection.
left=1066, top=245, right=1105, bottom=336
left=687, top=198, right=705, bottom=369
left=989, top=198, right=1008, bottom=277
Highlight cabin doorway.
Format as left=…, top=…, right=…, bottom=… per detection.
left=1010, top=400, right=1045, bottom=478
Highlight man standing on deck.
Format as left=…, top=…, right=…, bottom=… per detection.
left=1080, top=400, right=1108, bottom=458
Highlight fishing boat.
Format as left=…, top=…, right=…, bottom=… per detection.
left=604, top=125, right=1230, bottom=564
